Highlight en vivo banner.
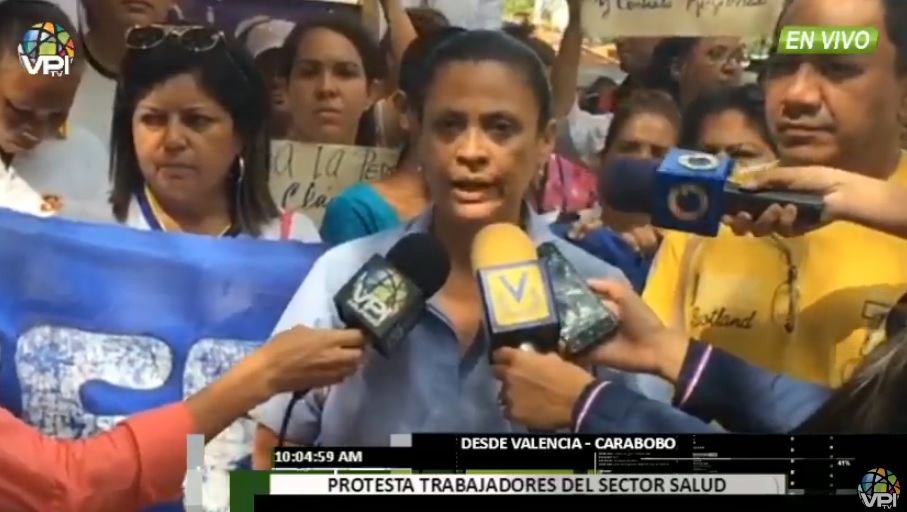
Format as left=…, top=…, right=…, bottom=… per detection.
left=0, top=209, right=326, bottom=512
left=580, top=0, right=786, bottom=37
left=269, top=140, right=400, bottom=224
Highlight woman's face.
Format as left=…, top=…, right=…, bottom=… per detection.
left=600, top=111, right=678, bottom=227
left=131, top=73, right=241, bottom=206
left=285, top=28, right=376, bottom=145
left=0, top=54, right=80, bottom=155
left=415, top=60, right=553, bottom=225
left=676, top=37, right=745, bottom=104
left=604, top=111, right=677, bottom=162
left=698, top=109, right=777, bottom=167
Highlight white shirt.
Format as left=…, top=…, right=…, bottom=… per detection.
left=561, top=101, right=613, bottom=166
left=68, top=61, right=118, bottom=146
left=121, top=198, right=322, bottom=242
left=0, top=126, right=110, bottom=220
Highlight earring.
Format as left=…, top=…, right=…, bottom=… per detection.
left=236, top=156, right=246, bottom=185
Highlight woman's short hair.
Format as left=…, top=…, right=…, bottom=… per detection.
left=679, top=84, right=776, bottom=151
left=501, top=21, right=556, bottom=68
left=601, top=89, right=681, bottom=156
left=279, top=14, right=385, bottom=147
left=411, top=30, right=552, bottom=131
left=109, top=22, right=278, bottom=236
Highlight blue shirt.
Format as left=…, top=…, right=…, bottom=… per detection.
left=550, top=223, right=655, bottom=293
left=252, top=207, right=670, bottom=445
left=319, top=183, right=401, bottom=244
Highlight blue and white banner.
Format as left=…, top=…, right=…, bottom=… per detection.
left=0, top=209, right=326, bottom=512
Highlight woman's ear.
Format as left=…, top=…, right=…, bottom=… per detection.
left=392, top=91, right=411, bottom=132
left=365, top=78, right=382, bottom=111
left=536, top=118, right=557, bottom=169
left=669, top=57, right=684, bottom=82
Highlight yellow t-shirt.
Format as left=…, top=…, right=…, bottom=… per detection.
left=644, top=153, right=907, bottom=387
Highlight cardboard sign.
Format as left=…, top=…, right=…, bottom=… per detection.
left=580, top=0, right=786, bottom=37
left=269, top=141, right=400, bottom=224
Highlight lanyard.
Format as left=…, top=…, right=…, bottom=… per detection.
left=136, top=186, right=237, bottom=237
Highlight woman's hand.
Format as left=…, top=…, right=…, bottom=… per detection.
left=577, top=279, right=689, bottom=383
left=722, top=165, right=882, bottom=237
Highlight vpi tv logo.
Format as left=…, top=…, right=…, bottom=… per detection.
left=18, top=22, right=75, bottom=76
left=859, top=469, right=900, bottom=508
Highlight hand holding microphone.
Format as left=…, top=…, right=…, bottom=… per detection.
left=472, top=223, right=617, bottom=428
left=600, top=149, right=826, bottom=237
left=722, top=165, right=890, bottom=237
left=579, top=279, right=689, bottom=384
left=256, top=326, right=366, bottom=395
left=274, top=233, right=451, bottom=445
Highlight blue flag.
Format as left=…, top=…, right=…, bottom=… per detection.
left=0, top=209, right=326, bottom=512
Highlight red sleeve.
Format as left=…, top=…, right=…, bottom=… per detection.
left=0, top=403, right=195, bottom=512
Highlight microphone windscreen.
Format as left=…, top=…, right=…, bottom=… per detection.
left=598, top=157, right=659, bottom=213
left=470, top=223, right=537, bottom=269
left=386, top=233, right=450, bottom=298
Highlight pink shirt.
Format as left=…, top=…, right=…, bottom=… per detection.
left=0, top=403, right=194, bottom=512
left=538, top=155, right=598, bottom=214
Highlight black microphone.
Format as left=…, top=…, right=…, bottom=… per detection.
left=333, top=232, right=451, bottom=355
left=276, top=233, right=451, bottom=446
left=537, top=242, right=619, bottom=355
left=599, top=149, right=825, bottom=236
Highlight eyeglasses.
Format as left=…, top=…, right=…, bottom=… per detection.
left=125, top=24, right=226, bottom=52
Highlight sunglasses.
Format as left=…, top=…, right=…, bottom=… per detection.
left=125, top=24, right=226, bottom=52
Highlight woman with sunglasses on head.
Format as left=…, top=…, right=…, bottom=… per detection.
left=0, top=0, right=109, bottom=220
left=108, top=23, right=319, bottom=240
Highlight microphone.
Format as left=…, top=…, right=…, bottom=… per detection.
left=471, top=223, right=560, bottom=354
left=599, top=149, right=825, bottom=236
left=537, top=242, right=619, bottom=355
left=333, top=232, right=451, bottom=356
left=276, top=233, right=451, bottom=446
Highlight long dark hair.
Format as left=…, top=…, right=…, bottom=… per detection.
left=279, top=14, right=385, bottom=146
left=796, top=298, right=907, bottom=433
left=109, top=22, right=278, bottom=236
left=796, top=332, right=907, bottom=433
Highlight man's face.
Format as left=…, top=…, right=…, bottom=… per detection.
left=86, top=0, right=175, bottom=28
left=763, top=0, right=907, bottom=168
left=0, top=53, right=80, bottom=155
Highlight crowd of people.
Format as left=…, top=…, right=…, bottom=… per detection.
left=1, top=0, right=907, bottom=510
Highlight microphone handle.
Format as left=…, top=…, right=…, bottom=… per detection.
left=723, top=182, right=825, bottom=226
left=276, top=390, right=308, bottom=447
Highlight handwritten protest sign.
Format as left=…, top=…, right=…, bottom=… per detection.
left=581, top=0, right=786, bottom=37
left=269, top=141, right=400, bottom=224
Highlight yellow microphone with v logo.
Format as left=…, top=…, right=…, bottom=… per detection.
left=472, top=223, right=560, bottom=353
